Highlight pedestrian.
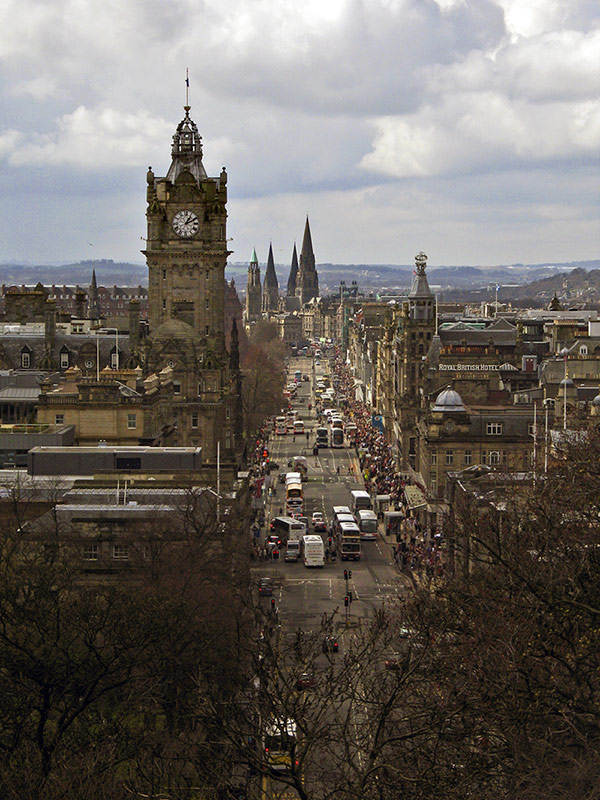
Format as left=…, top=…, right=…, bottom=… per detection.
left=336, top=466, right=340, bottom=475
left=306, top=431, right=309, bottom=443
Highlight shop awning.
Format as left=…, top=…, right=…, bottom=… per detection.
left=404, top=485, right=427, bottom=510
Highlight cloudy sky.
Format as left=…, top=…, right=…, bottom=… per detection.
left=0, top=0, right=598, bottom=270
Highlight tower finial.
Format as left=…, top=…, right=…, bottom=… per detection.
left=185, top=68, right=190, bottom=111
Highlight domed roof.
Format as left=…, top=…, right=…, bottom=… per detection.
left=592, top=393, right=600, bottom=406
left=433, top=388, right=465, bottom=412
left=151, top=317, right=201, bottom=345
left=560, top=376, right=574, bottom=388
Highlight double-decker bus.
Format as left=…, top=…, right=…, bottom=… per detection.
left=286, top=475, right=303, bottom=512
left=338, top=521, right=361, bottom=561
left=263, top=717, right=297, bottom=773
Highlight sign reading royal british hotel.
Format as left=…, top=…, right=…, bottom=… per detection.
left=438, top=363, right=514, bottom=371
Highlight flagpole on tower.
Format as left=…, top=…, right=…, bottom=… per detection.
left=185, top=68, right=189, bottom=108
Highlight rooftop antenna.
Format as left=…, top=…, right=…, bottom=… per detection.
left=185, top=67, right=190, bottom=110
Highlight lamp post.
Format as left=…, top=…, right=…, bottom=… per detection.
left=560, top=347, right=569, bottom=431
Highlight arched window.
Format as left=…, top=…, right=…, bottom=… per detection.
left=489, top=450, right=501, bottom=466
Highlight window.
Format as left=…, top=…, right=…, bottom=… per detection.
left=206, top=271, right=209, bottom=281
left=430, top=450, right=437, bottom=466
left=60, top=351, right=69, bottom=369
left=487, top=422, right=503, bottom=435
left=55, top=414, right=64, bottom=425
left=226, top=431, right=231, bottom=449
left=489, top=450, right=501, bottom=465
left=197, top=382, right=202, bottom=396
left=226, top=407, right=230, bottom=420
left=112, top=545, right=129, bottom=561
left=83, top=544, right=99, bottom=561
left=162, top=269, right=166, bottom=280
left=464, top=450, right=472, bottom=466
left=205, top=325, right=210, bottom=336
left=191, top=413, right=198, bottom=428
left=162, top=299, right=166, bottom=309
left=21, top=351, right=30, bottom=369
left=205, top=298, right=209, bottom=309
left=173, top=381, right=181, bottom=394
left=580, top=345, right=588, bottom=355
left=445, top=450, right=454, bottom=466
left=127, top=413, right=137, bottom=429
left=111, top=352, right=119, bottom=368
left=431, top=476, right=437, bottom=497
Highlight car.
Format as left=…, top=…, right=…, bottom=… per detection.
left=266, top=533, right=282, bottom=547
left=258, top=578, right=273, bottom=597
left=314, top=520, right=327, bottom=533
left=322, top=636, right=339, bottom=653
left=384, top=653, right=403, bottom=670
left=295, top=672, right=315, bottom=690
left=302, top=374, right=310, bottom=381
left=312, top=511, right=324, bottom=522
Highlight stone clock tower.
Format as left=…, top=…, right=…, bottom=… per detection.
left=141, top=103, right=239, bottom=460
left=144, top=104, right=229, bottom=348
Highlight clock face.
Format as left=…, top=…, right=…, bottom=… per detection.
left=172, top=209, right=199, bottom=238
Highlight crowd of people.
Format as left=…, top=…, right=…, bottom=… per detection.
left=329, top=350, right=445, bottom=581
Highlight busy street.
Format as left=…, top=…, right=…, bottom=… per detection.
left=248, top=352, right=413, bottom=639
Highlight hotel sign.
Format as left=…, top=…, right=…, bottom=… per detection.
left=439, top=363, right=510, bottom=371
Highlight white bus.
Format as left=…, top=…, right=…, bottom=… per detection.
left=350, top=490, right=372, bottom=515
left=331, top=427, right=344, bottom=448
left=357, top=509, right=378, bottom=541
left=302, top=535, right=325, bottom=567
left=275, top=416, right=287, bottom=435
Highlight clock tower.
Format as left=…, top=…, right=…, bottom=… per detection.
left=144, top=103, right=229, bottom=350
left=141, top=102, right=240, bottom=460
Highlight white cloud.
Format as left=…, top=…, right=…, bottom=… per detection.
left=8, top=106, right=174, bottom=168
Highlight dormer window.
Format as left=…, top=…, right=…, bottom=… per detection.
left=21, top=349, right=31, bottom=369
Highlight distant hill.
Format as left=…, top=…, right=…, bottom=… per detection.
left=0, top=258, right=598, bottom=294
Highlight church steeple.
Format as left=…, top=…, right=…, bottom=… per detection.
left=88, top=269, right=101, bottom=321
left=287, top=243, right=298, bottom=296
left=262, top=243, right=279, bottom=313
left=245, top=248, right=262, bottom=323
left=296, top=216, right=319, bottom=306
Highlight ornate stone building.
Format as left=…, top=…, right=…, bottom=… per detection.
left=141, top=102, right=239, bottom=459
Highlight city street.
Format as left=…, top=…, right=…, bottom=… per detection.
left=252, top=356, right=410, bottom=639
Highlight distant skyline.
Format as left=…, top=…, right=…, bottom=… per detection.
left=0, top=0, right=598, bottom=268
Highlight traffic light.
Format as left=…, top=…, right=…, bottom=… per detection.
left=344, top=596, right=349, bottom=607
left=344, top=569, right=348, bottom=580
left=271, top=598, right=275, bottom=610
left=328, top=537, right=333, bottom=547
left=348, top=570, right=352, bottom=580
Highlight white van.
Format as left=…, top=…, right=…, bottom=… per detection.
left=350, top=490, right=372, bottom=515
left=293, top=420, right=305, bottom=434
